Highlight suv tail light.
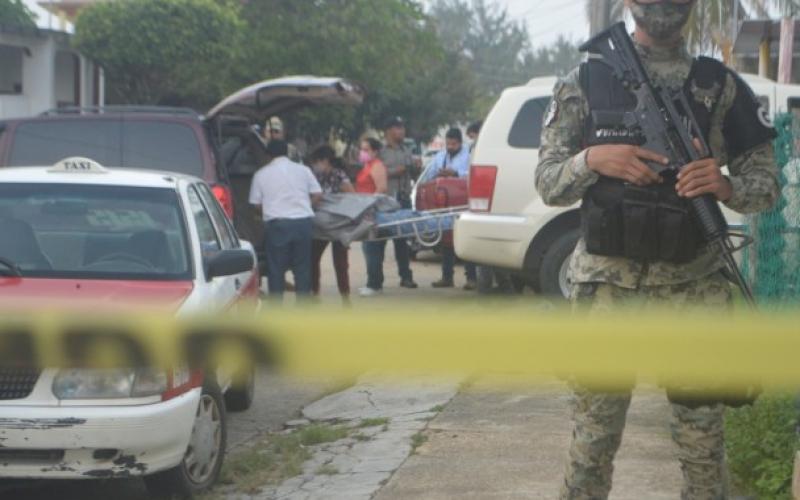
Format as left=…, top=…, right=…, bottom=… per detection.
left=212, top=184, right=234, bottom=219
left=469, top=165, right=497, bottom=212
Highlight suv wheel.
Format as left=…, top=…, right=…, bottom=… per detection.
left=539, top=229, right=580, bottom=298
left=144, top=379, right=227, bottom=499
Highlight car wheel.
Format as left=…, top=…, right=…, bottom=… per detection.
left=539, top=229, right=580, bottom=298
left=144, top=379, right=227, bottom=499
left=224, top=366, right=255, bottom=412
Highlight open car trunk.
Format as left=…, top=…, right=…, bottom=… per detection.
left=207, top=76, right=364, bottom=268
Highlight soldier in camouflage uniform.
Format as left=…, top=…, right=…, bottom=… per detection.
left=536, top=1, right=780, bottom=499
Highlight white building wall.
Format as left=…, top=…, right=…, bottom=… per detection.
left=0, top=30, right=100, bottom=120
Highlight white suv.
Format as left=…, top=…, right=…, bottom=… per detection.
left=455, top=74, right=800, bottom=297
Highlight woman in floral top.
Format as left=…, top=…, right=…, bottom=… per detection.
left=309, top=145, right=354, bottom=301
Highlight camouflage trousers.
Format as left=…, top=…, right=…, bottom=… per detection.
left=560, top=273, right=732, bottom=500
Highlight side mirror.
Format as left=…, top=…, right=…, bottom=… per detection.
left=205, top=249, right=254, bottom=281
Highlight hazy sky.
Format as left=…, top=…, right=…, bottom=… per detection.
left=499, top=0, right=590, bottom=48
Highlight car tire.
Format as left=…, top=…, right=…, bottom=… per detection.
left=539, top=229, right=580, bottom=298
left=144, top=379, right=227, bottom=499
left=224, top=366, right=255, bottom=412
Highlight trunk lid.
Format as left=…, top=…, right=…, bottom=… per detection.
left=206, top=76, right=365, bottom=123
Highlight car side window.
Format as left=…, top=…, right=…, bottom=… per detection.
left=196, top=183, right=237, bottom=249
left=507, top=97, right=551, bottom=149
left=187, top=185, right=221, bottom=257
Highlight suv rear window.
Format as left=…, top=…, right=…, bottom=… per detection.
left=507, top=97, right=551, bottom=149
left=8, top=120, right=204, bottom=175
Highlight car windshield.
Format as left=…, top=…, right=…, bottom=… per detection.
left=0, top=183, right=192, bottom=280
left=8, top=120, right=204, bottom=175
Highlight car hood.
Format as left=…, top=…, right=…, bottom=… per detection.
left=206, top=76, right=365, bottom=123
left=0, top=277, right=193, bottom=312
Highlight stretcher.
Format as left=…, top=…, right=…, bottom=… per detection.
left=368, top=205, right=469, bottom=247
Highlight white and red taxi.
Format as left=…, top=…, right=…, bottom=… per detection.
left=0, top=158, right=259, bottom=497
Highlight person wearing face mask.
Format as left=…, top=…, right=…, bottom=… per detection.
left=536, top=1, right=779, bottom=498
left=308, top=145, right=354, bottom=302
left=355, top=138, right=391, bottom=296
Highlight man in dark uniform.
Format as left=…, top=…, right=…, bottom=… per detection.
left=536, top=1, right=780, bottom=498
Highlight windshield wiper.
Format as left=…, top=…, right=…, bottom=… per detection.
left=0, top=257, right=22, bottom=277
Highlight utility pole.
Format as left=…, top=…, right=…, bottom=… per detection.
left=589, top=0, right=612, bottom=37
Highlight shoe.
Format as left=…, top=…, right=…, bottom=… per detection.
left=359, top=287, right=382, bottom=297
left=432, top=279, right=454, bottom=288
left=463, top=280, right=477, bottom=291
left=400, top=279, right=418, bottom=289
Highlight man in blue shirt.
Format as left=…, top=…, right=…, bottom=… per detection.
left=429, top=128, right=471, bottom=179
left=430, top=128, right=477, bottom=290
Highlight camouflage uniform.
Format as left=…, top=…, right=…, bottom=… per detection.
left=536, top=39, right=780, bottom=500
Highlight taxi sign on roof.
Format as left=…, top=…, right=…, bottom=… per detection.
left=48, top=157, right=108, bottom=174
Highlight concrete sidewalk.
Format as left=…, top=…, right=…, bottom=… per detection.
left=375, top=377, right=683, bottom=500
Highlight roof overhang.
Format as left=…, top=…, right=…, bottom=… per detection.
left=734, top=19, right=800, bottom=58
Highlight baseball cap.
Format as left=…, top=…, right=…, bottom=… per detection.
left=384, top=116, right=405, bottom=129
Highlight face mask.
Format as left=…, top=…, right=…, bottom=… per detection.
left=358, top=150, right=373, bottom=164
left=630, top=1, right=694, bottom=40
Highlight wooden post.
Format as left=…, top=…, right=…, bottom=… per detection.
left=759, top=38, right=772, bottom=78
left=590, top=0, right=612, bottom=36
left=778, top=17, right=795, bottom=84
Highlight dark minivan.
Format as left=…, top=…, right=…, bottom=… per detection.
left=0, top=76, right=364, bottom=269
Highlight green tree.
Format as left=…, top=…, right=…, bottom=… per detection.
left=430, top=0, right=531, bottom=96
left=237, top=0, right=476, bottom=141
left=521, top=36, right=584, bottom=79
left=74, top=0, right=243, bottom=108
left=0, top=0, right=37, bottom=29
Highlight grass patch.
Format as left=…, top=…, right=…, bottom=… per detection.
left=316, top=464, right=339, bottom=475
left=358, top=417, right=389, bottom=428
left=726, top=394, right=799, bottom=500
left=216, top=424, right=351, bottom=495
left=410, top=432, right=428, bottom=453
left=218, top=432, right=311, bottom=494
left=297, top=424, right=349, bottom=446
left=429, top=405, right=446, bottom=413
left=353, top=433, right=371, bottom=442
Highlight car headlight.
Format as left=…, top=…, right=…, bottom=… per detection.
left=53, top=368, right=167, bottom=399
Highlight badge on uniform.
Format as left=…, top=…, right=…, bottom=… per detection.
left=544, top=99, right=559, bottom=127
left=690, top=79, right=721, bottom=113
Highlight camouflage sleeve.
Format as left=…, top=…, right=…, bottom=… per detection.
left=535, top=69, right=599, bottom=207
left=709, top=73, right=780, bottom=214
left=724, top=142, right=779, bottom=213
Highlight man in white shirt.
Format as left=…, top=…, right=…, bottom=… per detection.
left=249, top=140, right=322, bottom=297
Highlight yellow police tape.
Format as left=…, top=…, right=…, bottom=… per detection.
left=1, top=306, right=799, bottom=391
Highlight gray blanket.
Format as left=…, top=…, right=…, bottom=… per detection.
left=313, top=193, right=400, bottom=245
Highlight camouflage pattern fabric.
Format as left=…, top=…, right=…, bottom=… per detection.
left=628, top=1, right=694, bottom=40
left=561, top=273, right=731, bottom=500
left=536, top=40, right=779, bottom=289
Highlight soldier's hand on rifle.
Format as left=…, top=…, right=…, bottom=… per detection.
left=586, top=145, right=666, bottom=186
left=676, top=138, right=733, bottom=201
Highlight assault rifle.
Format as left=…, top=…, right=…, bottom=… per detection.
left=580, top=22, right=756, bottom=307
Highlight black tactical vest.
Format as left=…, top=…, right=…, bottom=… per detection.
left=578, top=56, right=727, bottom=264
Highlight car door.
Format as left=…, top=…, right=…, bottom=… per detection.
left=197, top=182, right=258, bottom=300
left=186, top=184, right=242, bottom=309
